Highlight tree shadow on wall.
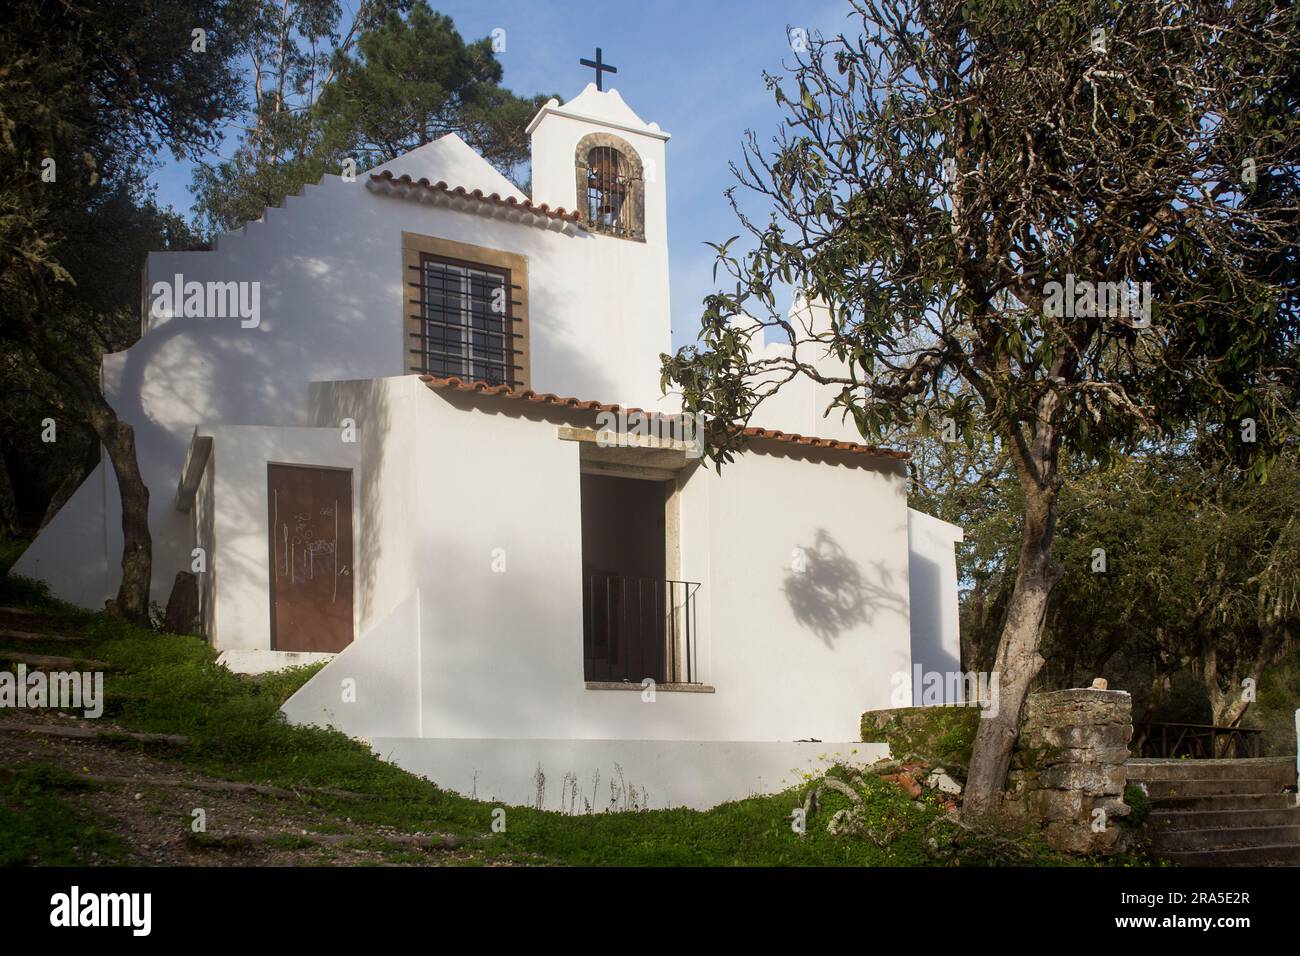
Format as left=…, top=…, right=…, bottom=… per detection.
left=783, top=528, right=906, bottom=647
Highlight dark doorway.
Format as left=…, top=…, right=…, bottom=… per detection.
left=268, top=464, right=354, bottom=653
left=580, top=473, right=668, bottom=682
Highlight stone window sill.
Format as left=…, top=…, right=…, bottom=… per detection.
left=585, top=681, right=715, bottom=694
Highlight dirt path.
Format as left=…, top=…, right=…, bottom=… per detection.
left=0, top=711, right=487, bottom=866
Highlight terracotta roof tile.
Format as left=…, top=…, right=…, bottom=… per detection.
left=368, top=171, right=582, bottom=227
left=736, top=425, right=909, bottom=459
left=419, top=375, right=908, bottom=461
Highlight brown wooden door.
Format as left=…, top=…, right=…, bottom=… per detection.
left=268, top=464, right=353, bottom=652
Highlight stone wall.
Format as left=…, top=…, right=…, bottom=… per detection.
left=1008, top=687, right=1134, bottom=854
left=860, top=705, right=981, bottom=769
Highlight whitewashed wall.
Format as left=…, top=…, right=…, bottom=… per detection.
left=194, top=449, right=216, bottom=638
left=16, top=99, right=677, bottom=607
left=196, top=425, right=360, bottom=651
left=691, top=449, right=912, bottom=741
left=529, top=84, right=673, bottom=400
left=16, top=87, right=933, bottom=751
left=739, top=295, right=865, bottom=444
left=280, top=376, right=911, bottom=745
left=306, top=377, right=423, bottom=635
left=283, top=589, right=891, bottom=810
left=371, top=737, right=890, bottom=811
left=907, top=507, right=965, bottom=704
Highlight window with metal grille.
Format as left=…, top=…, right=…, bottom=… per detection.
left=584, top=146, right=637, bottom=238
left=413, top=254, right=514, bottom=386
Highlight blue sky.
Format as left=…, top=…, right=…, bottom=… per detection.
left=148, top=0, right=856, bottom=350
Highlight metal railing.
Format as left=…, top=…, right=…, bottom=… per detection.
left=583, top=574, right=700, bottom=684
left=1132, top=721, right=1263, bottom=758
left=579, top=148, right=641, bottom=239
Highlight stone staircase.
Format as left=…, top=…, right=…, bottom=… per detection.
left=1131, top=757, right=1300, bottom=865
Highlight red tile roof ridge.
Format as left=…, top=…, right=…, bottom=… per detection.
left=418, top=375, right=908, bottom=461
left=369, top=170, right=581, bottom=222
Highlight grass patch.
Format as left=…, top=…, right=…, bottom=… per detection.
left=78, top=616, right=990, bottom=864
left=0, top=603, right=1133, bottom=866
left=0, top=764, right=127, bottom=865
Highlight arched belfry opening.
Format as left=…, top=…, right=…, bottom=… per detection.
left=575, top=132, right=645, bottom=241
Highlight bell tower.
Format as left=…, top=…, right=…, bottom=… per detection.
left=524, top=67, right=674, bottom=411
left=527, top=79, right=670, bottom=249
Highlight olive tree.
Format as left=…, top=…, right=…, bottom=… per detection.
left=662, top=0, right=1300, bottom=813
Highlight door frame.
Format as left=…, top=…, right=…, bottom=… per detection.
left=266, top=462, right=358, bottom=652
left=578, top=468, right=681, bottom=683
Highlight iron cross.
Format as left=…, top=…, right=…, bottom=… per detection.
left=579, top=47, right=618, bottom=91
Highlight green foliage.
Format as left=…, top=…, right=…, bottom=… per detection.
left=0, top=601, right=1125, bottom=866
left=0, top=765, right=127, bottom=865
left=1254, top=647, right=1300, bottom=756
left=0, top=573, right=55, bottom=609
left=318, top=3, right=549, bottom=172
left=193, top=0, right=554, bottom=234
left=952, top=444, right=1300, bottom=720
left=0, top=538, right=28, bottom=577
left=665, top=0, right=1299, bottom=472
left=0, top=543, right=93, bottom=613
left=1122, top=784, right=1151, bottom=827
left=663, top=5, right=1298, bottom=798
left=0, top=0, right=243, bottom=591
left=0, top=0, right=242, bottom=285
left=860, top=707, right=981, bottom=770
left=1055, top=448, right=1298, bottom=702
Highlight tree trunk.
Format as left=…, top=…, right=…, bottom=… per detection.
left=89, top=403, right=152, bottom=626
left=0, top=447, right=19, bottom=538
left=1204, top=623, right=1285, bottom=755
left=1142, top=664, right=1171, bottom=722
left=963, top=479, right=1060, bottom=815
left=12, top=305, right=153, bottom=627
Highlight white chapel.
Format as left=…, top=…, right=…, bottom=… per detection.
left=16, top=81, right=964, bottom=808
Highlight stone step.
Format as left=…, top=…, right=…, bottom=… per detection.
left=1143, top=778, right=1288, bottom=799
left=1151, top=807, right=1300, bottom=830
left=1150, top=792, right=1296, bottom=811
left=1152, top=823, right=1300, bottom=851
left=1160, top=843, right=1300, bottom=866
left=1128, top=757, right=1295, bottom=785
left=0, top=722, right=187, bottom=746
left=0, top=651, right=110, bottom=670
left=0, top=608, right=85, bottom=632
left=0, top=628, right=84, bottom=644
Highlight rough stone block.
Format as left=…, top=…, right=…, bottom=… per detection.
left=1022, top=722, right=1132, bottom=751
left=859, top=705, right=980, bottom=765
left=1052, top=746, right=1131, bottom=766
left=1094, top=795, right=1132, bottom=820
left=1040, top=763, right=1126, bottom=795
left=1028, top=788, right=1083, bottom=821
left=1024, top=688, right=1132, bottom=729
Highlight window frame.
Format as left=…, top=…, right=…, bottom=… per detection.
left=573, top=132, right=645, bottom=242
left=416, top=252, right=513, bottom=386
left=401, top=232, right=530, bottom=389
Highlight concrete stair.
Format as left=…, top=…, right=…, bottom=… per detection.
left=1130, top=757, right=1299, bottom=866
